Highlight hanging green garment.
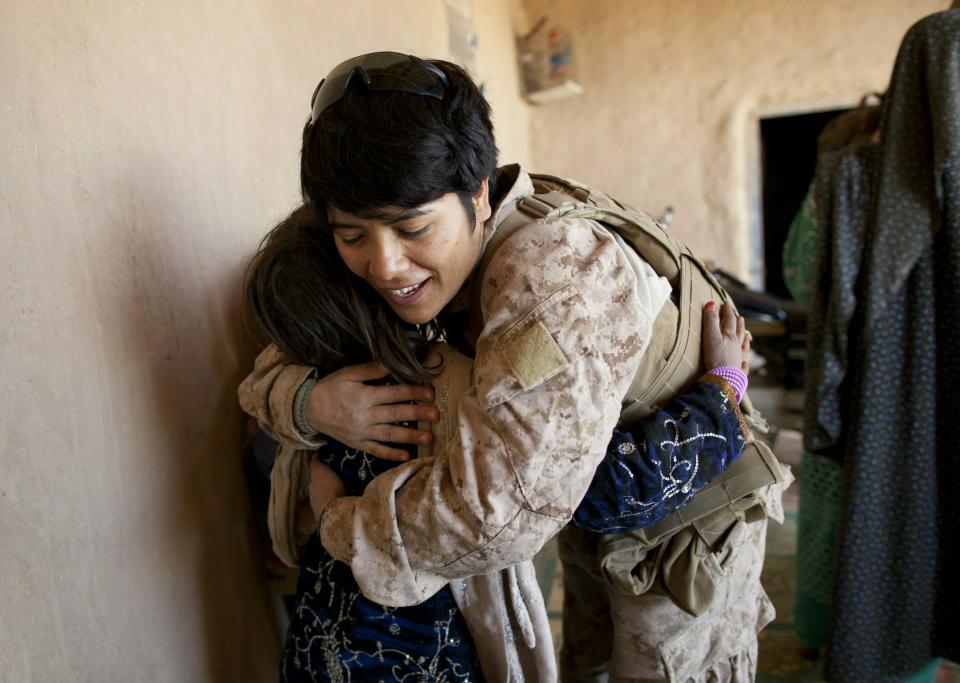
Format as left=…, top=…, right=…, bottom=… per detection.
left=782, top=184, right=818, bottom=308
left=794, top=452, right=841, bottom=648
left=782, top=182, right=843, bottom=650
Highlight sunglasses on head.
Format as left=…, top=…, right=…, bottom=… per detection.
left=309, top=52, right=448, bottom=124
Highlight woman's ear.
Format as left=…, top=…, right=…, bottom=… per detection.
left=473, top=177, right=492, bottom=224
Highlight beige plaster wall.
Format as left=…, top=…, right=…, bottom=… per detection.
left=475, top=0, right=533, bottom=167
left=0, top=1, right=526, bottom=680
left=519, top=0, right=944, bottom=280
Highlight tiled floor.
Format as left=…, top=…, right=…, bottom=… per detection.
left=755, top=455, right=824, bottom=682
left=750, top=384, right=831, bottom=682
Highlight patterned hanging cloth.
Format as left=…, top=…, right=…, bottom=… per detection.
left=788, top=98, right=881, bottom=650
left=815, top=10, right=960, bottom=682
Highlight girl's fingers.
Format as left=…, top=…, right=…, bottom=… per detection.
left=721, top=301, right=738, bottom=338
left=741, top=332, right=751, bottom=375
left=702, top=301, right=721, bottom=340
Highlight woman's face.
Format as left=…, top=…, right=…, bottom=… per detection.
left=328, top=182, right=491, bottom=325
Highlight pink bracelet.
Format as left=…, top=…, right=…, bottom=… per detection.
left=708, top=366, right=747, bottom=403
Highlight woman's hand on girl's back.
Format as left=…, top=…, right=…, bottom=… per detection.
left=701, top=300, right=751, bottom=373
left=307, top=361, right=440, bottom=461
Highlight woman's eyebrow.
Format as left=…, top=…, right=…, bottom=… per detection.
left=384, top=207, right=431, bottom=224
left=331, top=207, right=431, bottom=229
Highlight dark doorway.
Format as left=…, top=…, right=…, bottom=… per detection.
left=760, top=108, right=851, bottom=298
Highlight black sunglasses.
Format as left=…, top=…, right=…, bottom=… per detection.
left=309, top=52, right=448, bottom=124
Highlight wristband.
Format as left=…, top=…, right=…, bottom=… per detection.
left=294, top=376, right=319, bottom=437
left=708, top=365, right=748, bottom=403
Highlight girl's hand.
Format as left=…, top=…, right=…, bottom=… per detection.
left=701, top=300, right=750, bottom=374
left=308, top=456, right=347, bottom=524
left=307, top=361, right=439, bottom=461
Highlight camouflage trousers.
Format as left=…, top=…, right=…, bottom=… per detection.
left=558, top=520, right=774, bottom=683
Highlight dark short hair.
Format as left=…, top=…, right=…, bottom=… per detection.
left=300, top=58, right=498, bottom=223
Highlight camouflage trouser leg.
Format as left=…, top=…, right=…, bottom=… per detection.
left=558, top=526, right=612, bottom=683
left=558, top=519, right=774, bottom=683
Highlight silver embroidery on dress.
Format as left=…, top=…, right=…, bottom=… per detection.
left=336, top=448, right=379, bottom=482
left=617, top=415, right=727, bottom=520
left=283, top=557, right=475, bottom=682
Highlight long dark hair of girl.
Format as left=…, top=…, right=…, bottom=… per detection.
left=244, top=204, right=441, bottom=385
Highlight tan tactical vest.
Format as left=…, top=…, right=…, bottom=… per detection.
left=475, top=170, right=763, bottom=427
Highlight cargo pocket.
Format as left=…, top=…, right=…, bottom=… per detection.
left=657, top=517, right=772, bottom=681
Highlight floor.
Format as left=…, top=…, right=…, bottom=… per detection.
left=748, top=386, right=823, bottom=681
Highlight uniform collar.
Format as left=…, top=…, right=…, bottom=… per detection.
left=482, top=164, right=535, bottom=253
left=446, top=165, right=534, bottom=319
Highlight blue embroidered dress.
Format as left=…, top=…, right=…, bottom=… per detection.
left=281, top=437, right=481, bottom=682
left=280, top=377, right=746, bottom=681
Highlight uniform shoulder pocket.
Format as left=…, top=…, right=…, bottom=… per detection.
left=474, top=285, right=596, bottom=409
